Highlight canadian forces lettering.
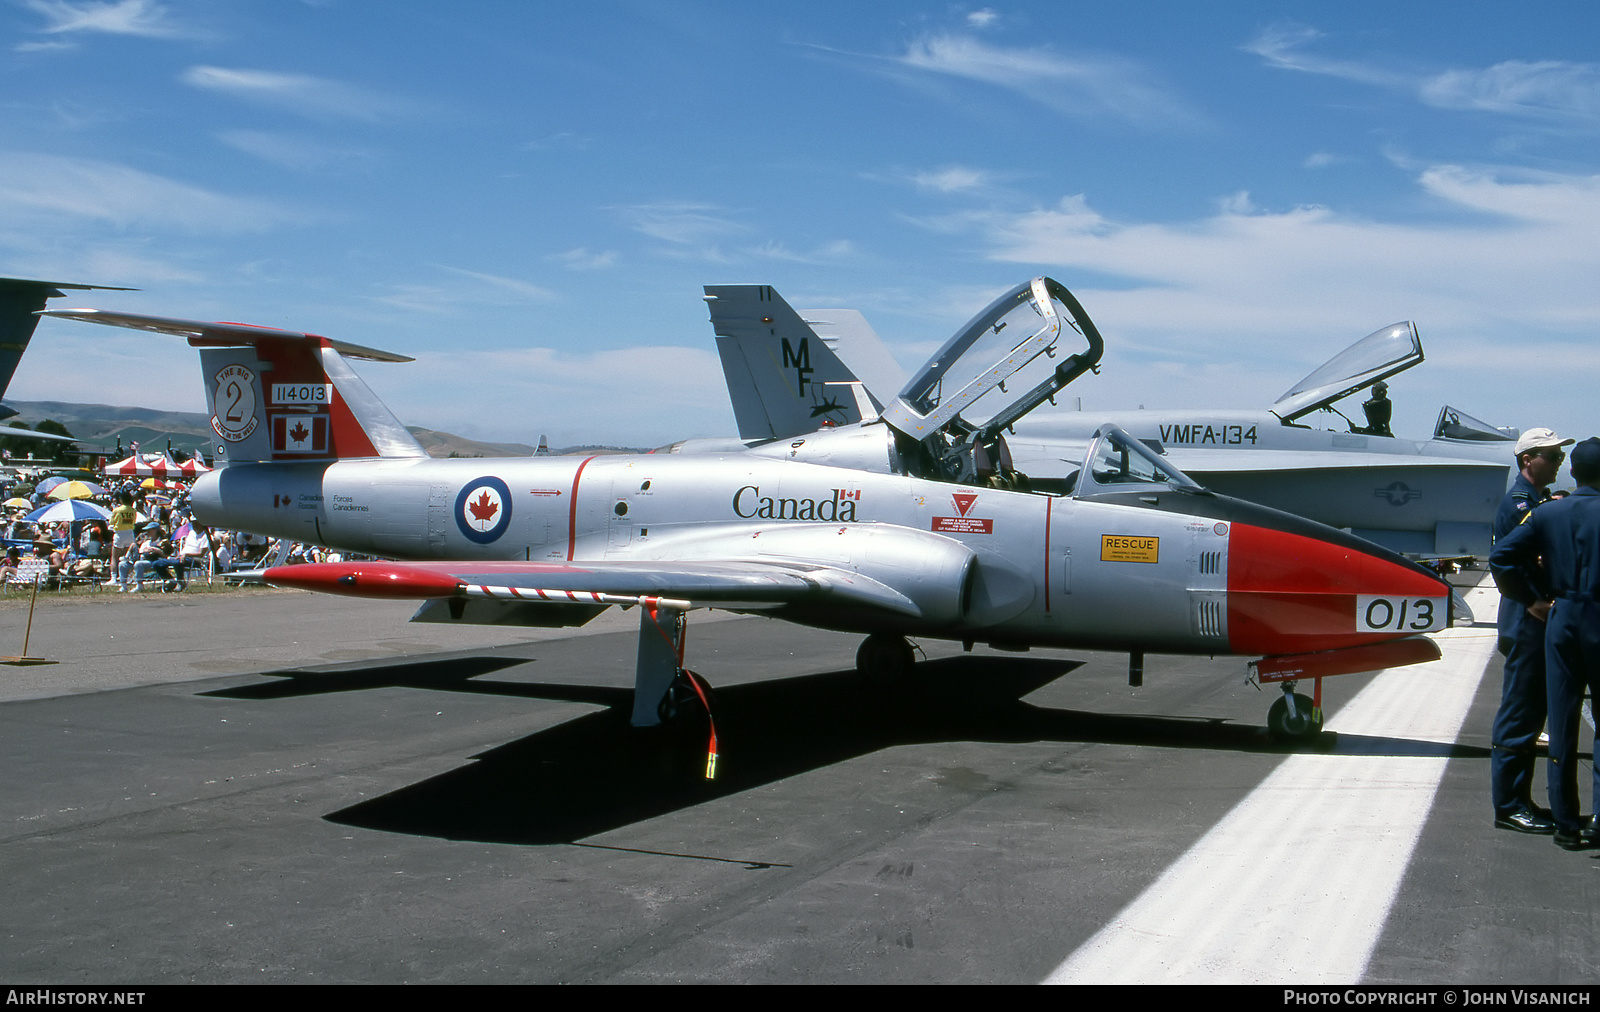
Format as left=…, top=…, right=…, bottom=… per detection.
left=733, top=486, right=859, bottom=522
left=1157, top=423, right=1257, bottom=446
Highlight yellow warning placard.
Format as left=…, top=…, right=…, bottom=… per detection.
left=1100, top=534, right=1159, bottom=564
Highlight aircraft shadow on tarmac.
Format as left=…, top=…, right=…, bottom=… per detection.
left=206, top=653, right=1492, bottom=846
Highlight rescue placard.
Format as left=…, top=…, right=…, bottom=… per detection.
left=1100, top=534, right=1159, bottom=563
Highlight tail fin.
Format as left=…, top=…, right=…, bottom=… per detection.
left=0, top=277, right=135, bottom=418
left=40, top=309, right=425, bottom=464
left=792, top=306, right=907, bottom=410
left=703, top=285, right=869, bottom=442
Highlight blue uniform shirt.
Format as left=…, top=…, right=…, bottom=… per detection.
left=1493, top=473, right=1552, bottom=634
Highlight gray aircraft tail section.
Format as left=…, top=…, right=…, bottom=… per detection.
left=704, top=285, right=871, bottom=442
left=0, top=277, right=135, bottom=418
left=793, top=307, right=906, bottom=410
left=40, top=309, right=425, bottom=465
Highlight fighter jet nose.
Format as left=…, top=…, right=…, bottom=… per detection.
left=1225, top=522, right=1450, bottom=655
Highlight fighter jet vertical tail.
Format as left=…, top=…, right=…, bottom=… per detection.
left=38, top=309, right=426, bottom=464
left=703, top=285, right=868, bottom=442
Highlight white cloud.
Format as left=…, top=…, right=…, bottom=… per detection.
left=182, top=66, right=415, bottom=122
left=25, top=0, right=183, bottom=37
left=897, top=33, right=1202, bottom=128
left=1303, top=152, right=1340, bottom=169
left=975, top=166, right=1600, bottom=434
left=1243, top=25, right=1407, bottom=89
left=433, top=266, right=558, bottom=302
left=1421, top=60, right=1600, bottom=120
left=966, top=8, right=999, bottom=29
left=1248, top=25, right=1600, bottom=123
left=217, top=130, right=375, bottom=173
left=747, top=239, right=856, bottom=264
left=910, top=165, right=993, bottom=193
left=548, top=247, right=617, bottom=270
left=617, top=202, right=744, bottom=245
left=0, top=151, right=298, bottom=233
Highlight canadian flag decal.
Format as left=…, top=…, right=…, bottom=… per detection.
left=271, top=414, right=328, bottom=454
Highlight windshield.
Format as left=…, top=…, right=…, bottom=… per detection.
left=1273, top=322, right=1421, bottom=423
left=1075, top=425, right=1204, bottom=497
left=1434, top=405, right=1517, bottom=443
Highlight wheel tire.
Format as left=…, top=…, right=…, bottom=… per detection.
left=856, top=634, right=915, bottom=688
left=1267, top=692, right=1323, bottom=740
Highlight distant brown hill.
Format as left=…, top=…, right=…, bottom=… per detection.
left=5, top=401, right=645, bottom=459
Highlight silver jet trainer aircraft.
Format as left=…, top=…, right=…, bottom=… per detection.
left=699, top=285, right=1515, bottom=558
left=45, top=279, right=1461, bottom=763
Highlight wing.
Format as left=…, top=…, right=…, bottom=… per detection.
left=40, top=308, right=413, bottom=362
left=266, top=556, right=927, bottom=623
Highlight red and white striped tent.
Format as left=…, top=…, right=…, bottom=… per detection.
left=102, top=454, right=212, bottom=479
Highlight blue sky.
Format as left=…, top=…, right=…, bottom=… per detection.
left=3, top=1, right=1598, bottom=448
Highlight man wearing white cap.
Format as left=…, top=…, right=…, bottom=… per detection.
left=1489, top=427, right=1574, bottom=834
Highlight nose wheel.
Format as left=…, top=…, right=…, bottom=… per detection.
left=1267, top=684, right=1323, bottom=740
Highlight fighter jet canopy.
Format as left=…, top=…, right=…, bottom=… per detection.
left=1272, top=321, right=1421, bottom=424
left=883, top=277, right=1103, bottom=441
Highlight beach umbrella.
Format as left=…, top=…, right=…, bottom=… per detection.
left=47, top=480, right=105, bottom=500
left=3, top=497, right=33, bottom=510
left=35, top=476, right=67, bottom=494
left=24, top=500, right=113, bottom=524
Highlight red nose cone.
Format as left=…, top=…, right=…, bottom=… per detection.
left=265, top=562, right=462, bottom=598
left=1226, top=524, right=1449, bottom=655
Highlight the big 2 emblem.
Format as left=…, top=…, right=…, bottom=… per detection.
left=456, top=477, right=513, bottom=544
left=212, top=364, right=258, bottom=442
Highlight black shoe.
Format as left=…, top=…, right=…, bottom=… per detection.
left=1554, top=818, right=1599, bottom=850
left=1496, top=809, right=1557, bottom=834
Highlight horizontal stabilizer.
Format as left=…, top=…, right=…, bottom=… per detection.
left=40, top=309, right=413, bottom=362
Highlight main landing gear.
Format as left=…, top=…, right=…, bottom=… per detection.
left=856, top=633, right=915, bottom=687
left=631, top=603, right=718, bottom=779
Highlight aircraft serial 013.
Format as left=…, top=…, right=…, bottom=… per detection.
left=45, top=278, right=1463, bottom=766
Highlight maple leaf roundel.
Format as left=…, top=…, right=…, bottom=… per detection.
left=454, top=476, right=513, bottom=544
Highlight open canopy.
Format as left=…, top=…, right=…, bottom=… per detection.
left=1272, top=322, right=1422, bottom=424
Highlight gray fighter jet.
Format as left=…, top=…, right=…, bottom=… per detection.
left=701, top=285, right=1514, bottom=558
left=45, top=280, right=1459, bottom=753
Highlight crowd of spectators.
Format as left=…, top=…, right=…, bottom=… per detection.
left=0, top=463, right=350, bottom=593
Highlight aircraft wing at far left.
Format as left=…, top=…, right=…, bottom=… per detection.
left=1, top=277, right=136, bottom=419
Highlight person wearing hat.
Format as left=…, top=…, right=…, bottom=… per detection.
left=1487, top=427, right=1576, bottom=835
left=1492, top=437, right=1600, bottom=849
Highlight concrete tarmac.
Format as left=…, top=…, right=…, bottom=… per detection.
left=0, top=582, right=1596, bottom=984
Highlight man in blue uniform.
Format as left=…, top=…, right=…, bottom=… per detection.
left=1488, top=427, right=1573, bottom=835
left=1491, top=436, right=1600, bottom=849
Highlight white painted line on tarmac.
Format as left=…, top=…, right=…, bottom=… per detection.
left=1044, top=627, right=1498, bottom=985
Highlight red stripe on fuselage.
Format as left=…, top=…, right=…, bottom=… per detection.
left=567, top=456, right=596, bottom=561
left=1043, top=495, right=1052, bottom=613
left=1226, top=522, right=1445, bottom=655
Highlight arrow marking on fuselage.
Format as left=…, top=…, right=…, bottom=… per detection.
left=1043, top=625, right=1495, bottom=984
